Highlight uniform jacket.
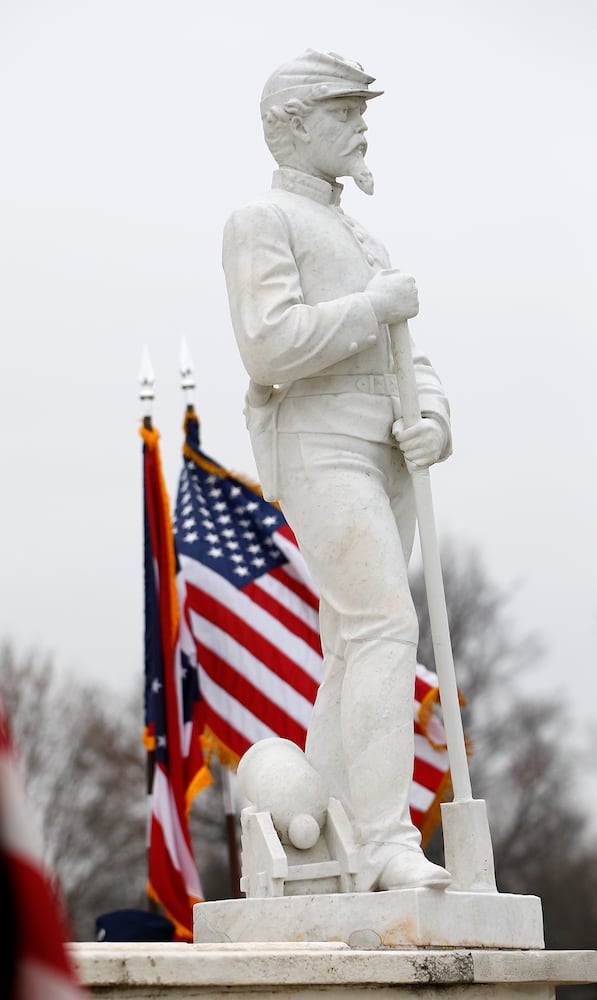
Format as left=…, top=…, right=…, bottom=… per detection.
left=223, top=167, right=451, bottom=499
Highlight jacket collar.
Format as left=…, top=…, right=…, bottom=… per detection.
left=272, top=167, right=343, bottom=207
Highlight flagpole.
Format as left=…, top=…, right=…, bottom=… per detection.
left=139, top=346, right=159, bottom=913
left=179, top=338, right=243, bottom=899
left=222, top=767, right=242, bottom=898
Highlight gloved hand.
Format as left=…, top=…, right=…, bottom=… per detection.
left=392, top=416, right=445, bottom=468
left=365, top=268, right=419, bottom=325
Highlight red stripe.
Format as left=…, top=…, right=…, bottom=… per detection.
left=148, top=814, right=194, bottom=939
left=413, top=755, right=445, bottom=792
left=276, top=522, right=300, bottom=546
left=201, top=704, right=252, bottom=759
left=196, top=640, right=308, bottom=747
left=269, top=564, right=320, bottom=612
left=414, top=676, right=435, bottom=703
left=9, top=851, right=77, bottom=978
left=185, top=583, right=320, bottom=703
left=410, top=806, right=424, bottom=826
left=244, top=579, right=322, bottom=655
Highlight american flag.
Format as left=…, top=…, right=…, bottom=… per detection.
left=0, top=694, right=87, bottom=1000
left=175, top=410, right=450, bottom=843
left=141, top=422, right=205, bottom=939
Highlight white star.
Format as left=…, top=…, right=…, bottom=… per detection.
left=234, top=566, right=250, bottom=577
left=185, top=531, right=199, bottom=543
left=221, top=528, right=236, bottom=538
left=230, top=486, right=242, bottom=498
left=205, top=533, right=219, bottom=544
left=203, top=519, right=215, bottom=529
left=151, top=679, right=162, bottom=693
left=262, top=516, right=277, bottom=527
left=252, top=557, right=266, bottom=568
left=218, top=515, right=231, bottom=525
left=226, top=541, right=239, bottom=550
left=214, top=501, right=227, bottom=512
left=209, top=547, right=224, bottom=558
left=231, top=553, right=245, bottom=564
left=243, top=531, right=256, bottom=540
left=182, top=517, right=196, bottom=529
left=157, top=735, right=167, bottom=748
left=248, top=544, right=262, bottom=555
left=209, top=487, right=223, bottom=498
left=246, top=501, right=258, bottom=512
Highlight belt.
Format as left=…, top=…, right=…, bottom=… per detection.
left=286, top=373, right=399, bottom=397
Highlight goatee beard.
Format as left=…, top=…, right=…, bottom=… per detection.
left=347, top=152, right=374, bottom=195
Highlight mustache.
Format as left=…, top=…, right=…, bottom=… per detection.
left=340, top=136, right=368, bottom=156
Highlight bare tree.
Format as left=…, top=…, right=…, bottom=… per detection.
left=1, top=646, right=147, bottom=939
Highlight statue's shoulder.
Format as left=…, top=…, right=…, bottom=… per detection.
left=224, top=190, right=293, bottom=238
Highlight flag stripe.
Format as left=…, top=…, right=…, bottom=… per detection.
left=198, top=674, right=284, bottom=754
left=247, top=576, right=321, bottom=653
left=193, top=636, right=309, bottom=747
left=268, top=561, right=320, bottom=612
left=180, top=556, right=323, bottom=685
left=413, top=732, right=449, bottom=769
left=185, top=580, right=320, bottom=702
left=413, top=753, right=446, bottom=791
left=189, top=609, right=314, bottom=729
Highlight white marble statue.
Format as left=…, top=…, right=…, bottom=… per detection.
left=223, top=49, right=453, bottom=893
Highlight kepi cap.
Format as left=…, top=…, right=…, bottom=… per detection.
left=260, top=49, right=383, bottom=117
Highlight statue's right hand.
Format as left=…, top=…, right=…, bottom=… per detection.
left=365, top=268, right=419, bottom=325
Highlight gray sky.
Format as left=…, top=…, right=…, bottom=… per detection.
left=1, top=1, right=595, bottom=764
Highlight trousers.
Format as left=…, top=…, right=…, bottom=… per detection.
left=277, top=429, right=422, bottom=851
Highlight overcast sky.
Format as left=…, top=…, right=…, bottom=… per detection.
left=1, top=2, right=595, bottom=773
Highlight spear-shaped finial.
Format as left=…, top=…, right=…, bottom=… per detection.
left=139, top=345, right=155, bottom=426
left=179, top=337, right=196, bottom=410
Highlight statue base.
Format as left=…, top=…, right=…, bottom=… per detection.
left=193, top=887, right=544, bottom=949
left=72, top=942, right=597, bottom=999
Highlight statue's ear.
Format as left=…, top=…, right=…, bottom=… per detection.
left=289, top=115, right=309, bottom=143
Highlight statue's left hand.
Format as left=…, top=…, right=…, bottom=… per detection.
left=392, top=416, right=444, bottom=468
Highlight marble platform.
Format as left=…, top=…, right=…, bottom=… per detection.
left=71, top=941, right=597, bottom=999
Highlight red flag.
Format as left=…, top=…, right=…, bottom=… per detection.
left=141, top=422, right=207, bottom=940
left=0, top=694, right=87, bottom=1000
left=175, top=411, right=451, bottom=844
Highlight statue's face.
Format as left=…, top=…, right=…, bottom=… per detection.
left=296, top=96, right=374, bottom=194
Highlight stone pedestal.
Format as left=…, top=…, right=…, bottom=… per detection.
left=194, top=888, right=544, bottom=950
left=71, top=941, right=597, bottom=999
